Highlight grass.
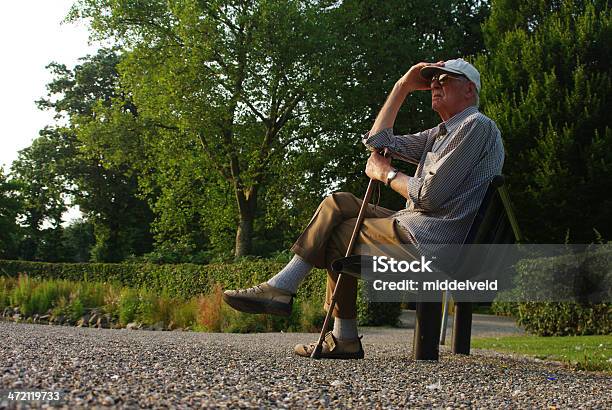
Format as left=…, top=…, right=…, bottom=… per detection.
left=0, top=275, right=324, bottom=333
left=472, top=335, right=612, bottom=372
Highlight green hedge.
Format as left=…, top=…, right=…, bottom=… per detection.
left=0, top=259, right=400, bottom=326
left=516, top=302, right=611, bottom=336
left=495, top=247, right=612, bottom=336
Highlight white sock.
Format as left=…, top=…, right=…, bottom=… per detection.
left=267, top=254, right=313, bottom=294
left=333, top=318, right=358, bottom=341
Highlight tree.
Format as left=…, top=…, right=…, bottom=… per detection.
left=300, top=0, right=491, bottom=212
left=68, top=0, right=490, bottom=257
left=62, top=219, right=96, bottom=262
left=32, top=48, right=155, bottom=262
left=0, top=169, right=22, bottom=259
left=476, top=0, right=612, bottom=242
left=10, top=128, right=71, bottom=261
left=68, top=0, right=337, bottom=256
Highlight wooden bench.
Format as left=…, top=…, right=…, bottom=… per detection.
left=331, top=175, right=521, bottom=360
left=413, top=174, right=522, bottom=360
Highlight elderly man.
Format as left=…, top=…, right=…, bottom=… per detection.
left=223, top=58, right=504, bottom=359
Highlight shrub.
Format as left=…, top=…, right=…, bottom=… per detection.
left=491, top=300, right=519, bottom=317
left=356, top=282, right=402, bottom=326
left=171, top=299, right=198, bottom=329
left=102, top=283, right=122, bottom=320
left=0, top=275, right=342, bottom=333
left=67, top=297, right=85, bottom=322
left=9, top=275, right=34, bottom=314
left=0, top=276, right=10, bottom=310
left=289, top=298, right=325, bottom=332
left=137, top=289, right=175, bottom=327
left=491, top=287, right=520, bottom=317
left=0, top=259, right=402, bottom=327
left=77, top=282, right=107, bottom=309
left=196, top=284, right=225, bottom=332
left=118, top=288, right=140, bottom=325
left=517, top=302, right=612, bottom=336
left=26, top=281, right=63, bottom=316
left=502, top=247, right=612, bottom=336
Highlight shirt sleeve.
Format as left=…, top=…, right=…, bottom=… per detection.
left=406, top=117, right=495, bottom=212
left=362, top=127, right=430, bottom=165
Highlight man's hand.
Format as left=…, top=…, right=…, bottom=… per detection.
left=396, top=61, right=444, bottom=93
left=365, top=150, right=393, bottom=183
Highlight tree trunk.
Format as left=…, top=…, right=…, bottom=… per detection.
left=234, top=187, right=258, bottom=257
left=235, top=212, right=254, bottom=257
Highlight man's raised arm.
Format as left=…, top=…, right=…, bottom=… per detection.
left=363, top=61, right=444, bottom=199
left=369, top=61, right=442, bottom=135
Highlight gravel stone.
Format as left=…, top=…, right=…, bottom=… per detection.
left=0, top=320, right=610, bottom=408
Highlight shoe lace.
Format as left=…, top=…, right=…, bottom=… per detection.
left=237, top=285, right=263, bottom=295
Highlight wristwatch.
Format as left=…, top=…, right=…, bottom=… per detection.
left=386, top=168, right=399, bottom=186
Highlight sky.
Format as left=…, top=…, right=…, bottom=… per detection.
left=0, top=1, right=105, bottom=224
left=0, top=0, right=101, bottom=172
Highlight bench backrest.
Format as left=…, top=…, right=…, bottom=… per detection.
left=449, top=175, right=522, bottom=284
left=464, top=175, right=522, bottom=245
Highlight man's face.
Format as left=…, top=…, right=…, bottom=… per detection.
left=430, top=73, right=472, bottom=118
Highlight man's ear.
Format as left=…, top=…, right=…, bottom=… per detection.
left=465, top=82, right=476, bottom=101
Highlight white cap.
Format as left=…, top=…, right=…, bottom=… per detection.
left=420, top=58, right=481, bottom=92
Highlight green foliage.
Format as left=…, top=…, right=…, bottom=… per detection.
left=10, top=129, right=69, bottom=231
left=517, top=302, right=611, bottom=337
left=30, top=49, right=155, bottom=263
left=0, top=277, right=8, bottom=310
left=118, top=288, right=140, bottom=325
left=491, top=299, right=520, bottom=317
left=51, top=295, right=84, bottom=323
left=0, top=259, right=291, bottom=298
left=357, top=281, right=402, bottom=326
left=7, top=275, right=102, bottom=319
left=0, top=170, right=22, bottom=259
left=10, top=128, right=72, bottom=261
left=60, top=0, right=491, bottom=259
left=291, top=298, right=326, bottom=333
left=171, top=299, right=199, bottom=329
left=26, top=281, right=69, bottom=316
left=61, top=219, right=95, bottom=262
left=477, top=0, right=612, bottom=242
left=355, top=280, right=403, bottom=327
left=137, top=288, right=176, bottom=326
left=0, top=275, right=324, bottom=332
left=9, top=275, right=34, bottom=315
left=502, top=246, right=612, bottom=336
left=0, top=259, right=400, bottom=326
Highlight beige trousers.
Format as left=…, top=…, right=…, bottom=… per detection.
left=291, top=192, right=416, bottom=319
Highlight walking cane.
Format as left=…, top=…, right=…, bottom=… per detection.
left=311, top=149, right=391, bottom=359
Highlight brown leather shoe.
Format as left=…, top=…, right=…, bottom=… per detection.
left=294, top=332, right=365, bottom=359
left=222, top=283, right=294, bottom=317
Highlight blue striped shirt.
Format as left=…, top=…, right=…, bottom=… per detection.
left=362, top=106, right=505, bottom=245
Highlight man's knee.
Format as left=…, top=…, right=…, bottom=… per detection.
left=321, top=191, right=357, bottom=209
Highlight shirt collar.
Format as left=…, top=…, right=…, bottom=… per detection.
left=439, top=106, right=479, bottom=135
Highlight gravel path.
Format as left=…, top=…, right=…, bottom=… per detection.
left=0, top=321, right=610, bottom=409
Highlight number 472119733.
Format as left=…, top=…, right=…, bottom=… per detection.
left=6, top=391, right=61, bottom=401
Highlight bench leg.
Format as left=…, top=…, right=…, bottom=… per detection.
left=452, top=302, right=473, bottom=355
left=412, top=301, right=442, bottom=360
left=439, top=291, right=450, bottom=345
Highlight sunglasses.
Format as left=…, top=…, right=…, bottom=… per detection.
left=431, top=73, right=468, bottom=86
